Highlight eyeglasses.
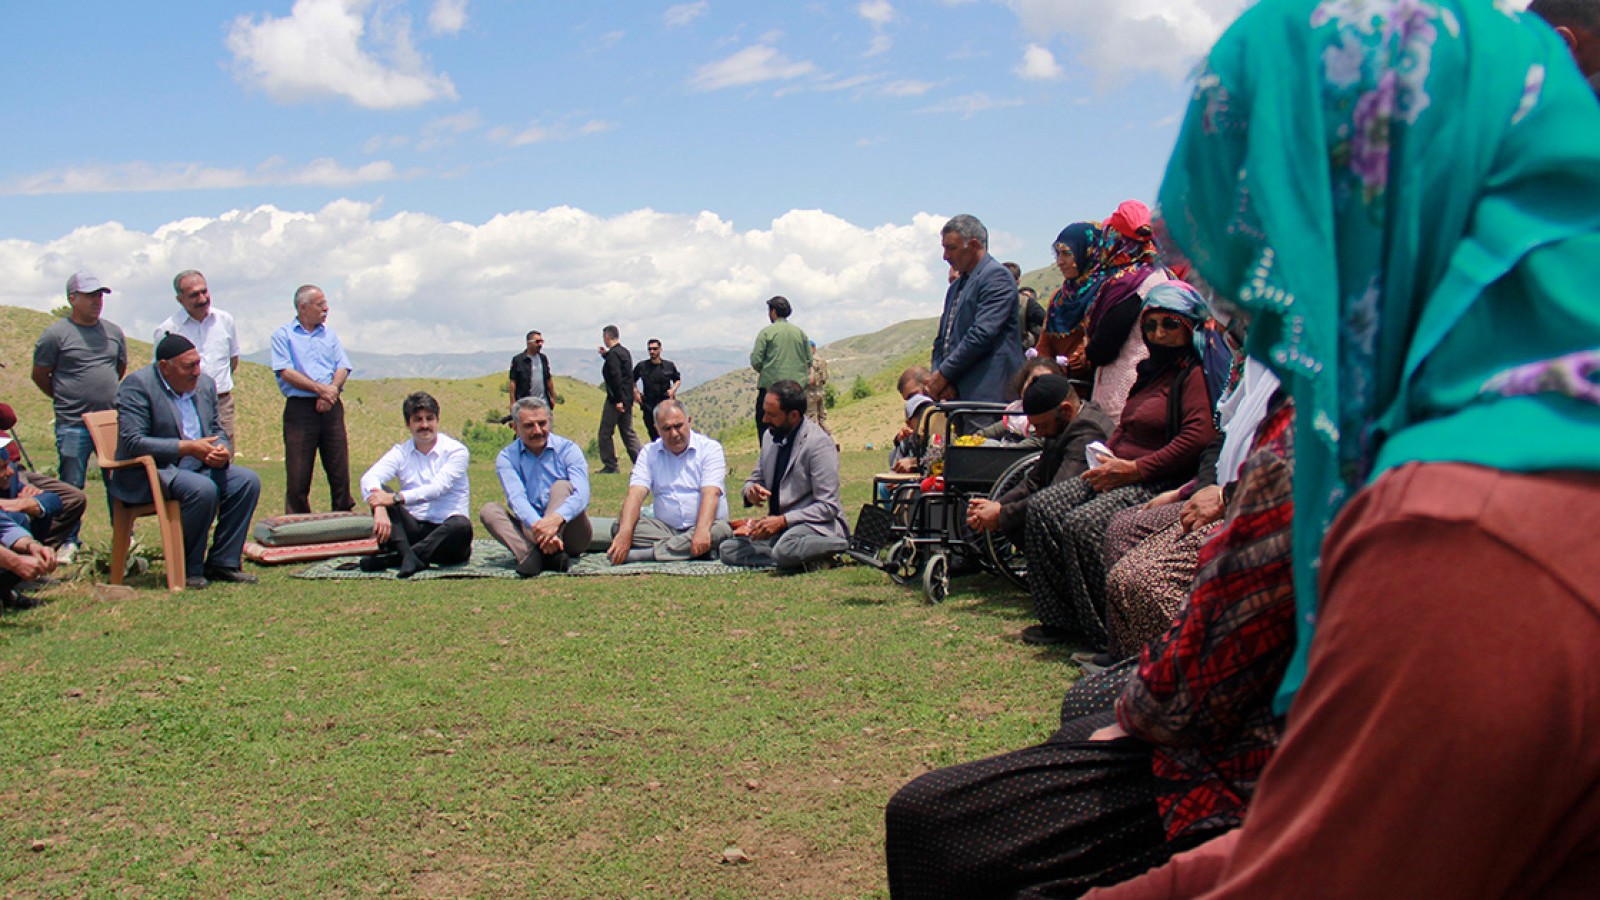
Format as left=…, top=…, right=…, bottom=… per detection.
left=1141, top=315, right=1187, bottom=334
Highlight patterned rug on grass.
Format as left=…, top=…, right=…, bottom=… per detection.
left=293, top=540, right=747, bottom=580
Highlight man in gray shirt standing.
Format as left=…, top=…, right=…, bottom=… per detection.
left=32, top=270, right=128, bottom=555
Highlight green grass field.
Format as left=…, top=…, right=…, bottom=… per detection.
left=1, top=444, right=1082, bottom=898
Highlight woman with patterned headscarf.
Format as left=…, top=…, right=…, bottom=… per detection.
left=1039, top=201, right=1173, bottom=422
left=1088, top=0, right=1600, bottom=895
left=1021, top=281, right=1227, bottom=651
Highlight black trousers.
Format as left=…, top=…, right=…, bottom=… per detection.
left=754, top=388, right=769, bottom=446
left=641, top=397, right=669, bottom=442
left=386, top=506, right=473, bottom=566
left=283, top=397, right=354, bottom=514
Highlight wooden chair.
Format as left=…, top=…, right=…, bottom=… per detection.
left=82, top=410, right=186, bottom=591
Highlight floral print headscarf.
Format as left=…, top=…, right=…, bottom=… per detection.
left=1157, top=0, right=1600, bottom=711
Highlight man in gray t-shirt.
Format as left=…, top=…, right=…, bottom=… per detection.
left=32, top=270, right=128, bottom=548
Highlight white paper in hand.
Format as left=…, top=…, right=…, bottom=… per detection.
left=1085, top=440, right=1112, bottom=470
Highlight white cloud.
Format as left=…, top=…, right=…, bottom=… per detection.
left=428, top=0, right=467, bottom=35
left=227, top=0, right=458, bottom=109
left=919, top=91, right=1024, bottom=117
left=0, top=158, right=417, bottom=196
left=1002, top=0, right=1248, bottom=81
left=0, top=203, right=951, bottom=355
left=663, top=1, right=709, bottom=27
left=866, top=34, right=893, bottom=57
left=881, top=79, right=935, bottom=97
left=1014, top=43, right=1063, bottom=80
left=858, top=0, right=895, bottom=26
left=485, top=119, right=616, bottom=147
left=689, top=44, right=817, bottom=91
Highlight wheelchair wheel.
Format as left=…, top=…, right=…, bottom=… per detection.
left=885, top=539, right=919, bottom=585
left=921, top=552, right=949, bottom=605
left=984, top=452, right=1039, bottom=590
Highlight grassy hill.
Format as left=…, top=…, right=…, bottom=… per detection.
left=681, top=317, right=940, bottom=447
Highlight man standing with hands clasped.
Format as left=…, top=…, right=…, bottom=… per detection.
left=270, top=284, right=355, bottom=514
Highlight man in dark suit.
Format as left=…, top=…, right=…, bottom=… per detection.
left=719, top=380, right=849, bottom=571
left=111, top=334, right=261, bottom=589
left=595, top=324, right=641, bottom=474
left=930, top=214, right=1023, bottom=408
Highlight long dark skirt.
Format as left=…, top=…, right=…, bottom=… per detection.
left=1026, top=480, right=1156, bottom=648
left=885, top=665, right=1203, bottom=898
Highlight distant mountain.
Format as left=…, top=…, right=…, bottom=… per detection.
left=242, top=344, right=751, bottom=389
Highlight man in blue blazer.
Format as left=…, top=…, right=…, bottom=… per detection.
left=929, top=214, right=1023, bottom=408
left=111, top=334, right=261, bottom=589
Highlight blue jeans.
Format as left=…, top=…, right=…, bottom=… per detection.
left=54, top=422, right=96, bottom=545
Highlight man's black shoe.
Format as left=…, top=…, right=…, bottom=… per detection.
left=185, top=576, right=209, bottom=590
left=1, top=588, right=41, bottom=611
left=205, top=567, right=258, bottom=584
left=396, top=552, right=428, bottom=579
left=1020, top=625, right=1073, bottom=646
left=596, top=467, right=620, bottom=475
left=360, top=552, right=402, bottom=572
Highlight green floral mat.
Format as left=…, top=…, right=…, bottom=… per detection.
left=293, top=540, right=748, bottom=580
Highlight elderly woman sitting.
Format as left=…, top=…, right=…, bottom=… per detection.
left=886, top=392, right=1296, bottom=897
left=1021, top=281, right=1231, bottom=649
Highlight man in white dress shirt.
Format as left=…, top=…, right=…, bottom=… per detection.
left=358, top=392, right=472, bottom=577
left=154, top=271, right=242, bottom=445
left=606, top=399, right=732, bottom=563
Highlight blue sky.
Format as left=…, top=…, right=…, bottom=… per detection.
left=0, top=0, right=1247, bottom=358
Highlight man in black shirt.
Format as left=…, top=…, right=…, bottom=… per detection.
left=596, top=324, right=641, bottom=474
left=632, top=338, right=682, bottom=442
left=507, top=330, right=559, bottom=414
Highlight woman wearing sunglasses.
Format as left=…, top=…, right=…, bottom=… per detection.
left=1022, top=280, right=1232, bottom=650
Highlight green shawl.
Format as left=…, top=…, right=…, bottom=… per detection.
left=1156, top=0, right=1600, bottom=712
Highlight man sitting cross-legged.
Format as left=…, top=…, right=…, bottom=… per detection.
left=719, top=380, right=849, bottom=571
left=358, top=391, right=473, bottom=578
left=0, top=430, right=87, bottom=556
left=0, top=498, right=56, bottom=611
left=606, top=399, right=732, bottom=564
left=479, top=398, right=593, bottom=577
left=110, top=334, right=261, bottom=589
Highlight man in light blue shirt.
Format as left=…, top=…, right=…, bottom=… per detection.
left=606, top=400, right=731, bottom=564
left=479, top=398, right=593, bottom=576
left=270, top=284, right=355, bottom=514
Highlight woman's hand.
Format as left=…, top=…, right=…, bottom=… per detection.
left=1180, top=485, right=1225, bottom=532
left=1083, top=455, right=1140, bottom=492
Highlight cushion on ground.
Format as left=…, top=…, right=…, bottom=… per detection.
left=252, top=511, right=374, bottom=546
left=245, top=538, right=380, bottom=565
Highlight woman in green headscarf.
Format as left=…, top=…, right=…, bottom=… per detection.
left=1097, top=0, right=1600, bottom=894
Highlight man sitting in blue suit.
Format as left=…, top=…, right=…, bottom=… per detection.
left=929, top=214, right=1023, bottom=416
left=111, top=334, right=261, bottom=589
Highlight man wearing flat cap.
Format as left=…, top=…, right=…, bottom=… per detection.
left=32, top=270, right=128, bottom=555
left=965, top=375, right=1112, bottom=547
left=111, top=334, right=261, bottom=589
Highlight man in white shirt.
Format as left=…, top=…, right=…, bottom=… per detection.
left=606, top=399, right=732, bottom=563
left=358, top=392, right=472, bottom=577
left=154, top=271, right=242, bottom=445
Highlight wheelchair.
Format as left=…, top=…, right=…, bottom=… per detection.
left=848, top=401, right=1037, bottom=603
